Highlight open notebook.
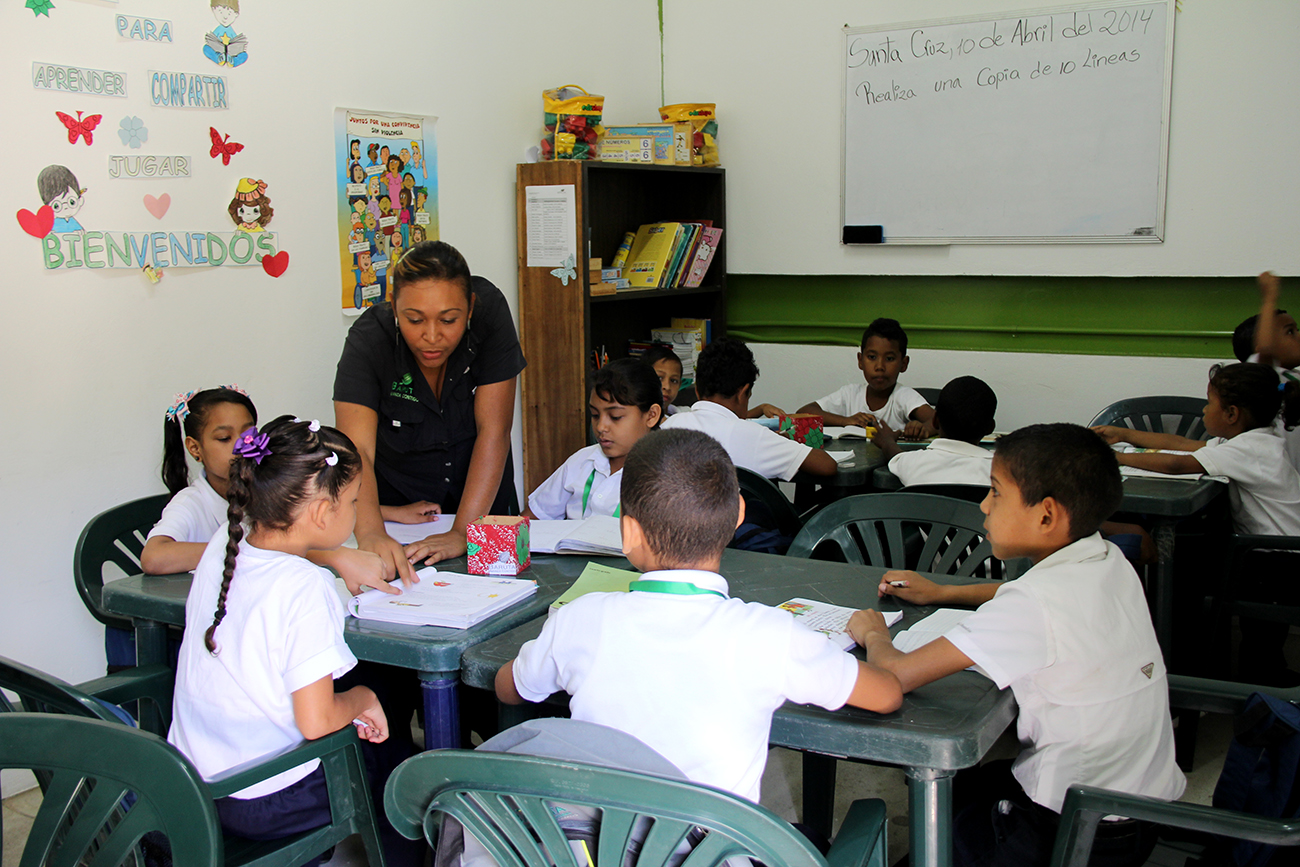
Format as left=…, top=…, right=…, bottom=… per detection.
left=529, top=517, right=622, bottom=556
left=778, top=599, right=902, bottom=651
left=347, top=567, right=536, bottom=628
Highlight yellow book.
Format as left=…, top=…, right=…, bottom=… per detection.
left=625, top=222, right=682, bottom=289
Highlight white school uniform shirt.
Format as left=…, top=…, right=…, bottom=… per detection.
left=1246, top=352, right=1300, bottom=477
left=511, top=569, right=859, bottom=802
left=169, top=526, right=357, bottom=799
left=888, top=438, right=993, bottom=487
left=944, top=534, right=1186, bottom=814
left=147, top=473, right=227, bottom=544
left=1191, top=428, right=1300, bottom=536
left=814, top=383, right=926, bottom=430
left=660, top=401, right=811, bottom=481
left=528, top=444, right=622, bottom=521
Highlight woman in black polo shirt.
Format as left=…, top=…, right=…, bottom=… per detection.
left=334, top=241, right=525, bottom=582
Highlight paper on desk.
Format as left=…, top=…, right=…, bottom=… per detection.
left=529, top=517, right=623, bottom=555
left=777, top=598, right=901, bottom=651
left=892, top=608, right=973, bottom=653
left=826, top=450, right=854, bottom=463
left=824, top=425, right=870, bottom=440
left=383, top=515, right=456, bottom=545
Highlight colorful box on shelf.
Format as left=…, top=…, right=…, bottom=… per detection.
left=467, top=516, right=531, bottom=576
left=602, top=124, right=693, bottom=165
left=776, top=414, right=825, bottom=448
left=598, top=133, right=656, bottom=164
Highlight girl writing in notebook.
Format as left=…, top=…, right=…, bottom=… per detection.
left=1094, top=362, right=1300, bottom=683
left=168, top=417, right=389, bottom=863
left=525, top=358, right=663, bottom=520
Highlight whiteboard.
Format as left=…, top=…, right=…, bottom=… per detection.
left=841, top=0, right=1175, bottom=245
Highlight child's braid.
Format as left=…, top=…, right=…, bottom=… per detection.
left=205, top=459, right=254, bottom=654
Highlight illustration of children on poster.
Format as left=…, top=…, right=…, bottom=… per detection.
left=335, top=109, right=437, bottom=313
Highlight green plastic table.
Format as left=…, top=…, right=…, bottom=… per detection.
left=101, top=554, right=602, bottom=752
left=873, top=466, right=1226, bottom=654
left=457, top=549, right=1016, bottom=867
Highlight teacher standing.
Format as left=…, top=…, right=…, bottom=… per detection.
left=334, top=241, right=525, bottom=582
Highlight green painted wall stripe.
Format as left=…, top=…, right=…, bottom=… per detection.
left=727, top=274, right=1261, bottom=359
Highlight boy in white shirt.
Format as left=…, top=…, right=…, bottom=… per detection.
left=662, top=337, right=836, bottom=480
left=798, top=318, right=935, bottom=436
left=850, top=423, right=1184, bottom=867
left=496, top=428, right=902, bottom=803
left=876, top=375, right=996, bottom=487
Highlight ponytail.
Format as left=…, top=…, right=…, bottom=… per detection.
left=203, top=415, right=360, bottom=655
left=162, top=414, right=190, bottom=495
left=1283, top=379, right=1300, bottom=430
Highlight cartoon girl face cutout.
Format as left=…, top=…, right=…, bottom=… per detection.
left=367, top=176, right=380, bottom=198
left=238, top=203, right=261, bottom=224
left=351, top=140, right=361, bottom=161
left=386, top=155, right=401, bottom=175
left=402, top=172, right=415, bottom=192
left=227, top=178, right=273, bottom=232
left=350, top=162, right=365, bottom=184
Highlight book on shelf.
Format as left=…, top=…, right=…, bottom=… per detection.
left=619, top=221, right=721, bottom=292
left=682, top=226, right=723, bottom=288
left=347, top=568, right=537, bottom=628
left=625, top=222, right=681, bottom=290
left=777, top=598, right=901, bottom=650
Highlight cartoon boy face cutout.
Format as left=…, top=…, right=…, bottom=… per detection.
left=49, top=188, right=84, bottom=223
left=212, top=4, right=237, bottom=26
left=363, top=211, right=377, bottom=232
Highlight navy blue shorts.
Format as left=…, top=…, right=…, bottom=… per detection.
left=216, top=765, right=332, bottom=866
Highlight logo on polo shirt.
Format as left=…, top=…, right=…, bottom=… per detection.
left=1141, top=662, right=1154, bottom=679
left=389, top=373, right=419, bottom=402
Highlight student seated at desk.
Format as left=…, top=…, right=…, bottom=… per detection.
left=1232, top=271, right=1300, bottom=475
left=496, top=429, right=902, bottom=803
left=875, top=375, right=996, bottom=486
left=850, top=424, right=1185, bottom=867
left=1096, top=362, right=1300, bottom=685
left=524, top=358, right=662, bottom=521
left=662, top=337, right=836, bottom=478
left=798, top=317, right=935, bottom=437
left=641, top=343, right=685, bottom=416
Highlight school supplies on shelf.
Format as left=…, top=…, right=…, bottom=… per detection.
left=541, top=85, right=604, bottom=161
left=600, top=123, right=692, bottom=165
left=529, top=516, right=623, bottom=556
left=347, top=568, right=537, bottom=628
left=778, top=598, right=900, bottom=651
left=659, top=103, right=719, bottom=166
left=681, top=226, right=723, bottom=287
left=625, top=222, right=682, bottom=289
left=621, top=223, right=723, bottom=291
left=549, top=562, right=639, bottom=613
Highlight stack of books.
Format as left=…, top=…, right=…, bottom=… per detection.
left=623, top=222, right=722, bottom=291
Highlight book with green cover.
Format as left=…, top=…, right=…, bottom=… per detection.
left=549, top=562, right=638, bottom=613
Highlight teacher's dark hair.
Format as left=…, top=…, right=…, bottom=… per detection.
left=390, top=240, right=472, bottom=305
left=207, top=416, right=361, bottom=654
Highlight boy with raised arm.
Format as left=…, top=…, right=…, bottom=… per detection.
left=496, top=429, right=901, bottom=802
left=849, top=423, right=1184, bottom=867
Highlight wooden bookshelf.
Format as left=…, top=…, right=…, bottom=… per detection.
left=516, top=161, right=726, bottom=495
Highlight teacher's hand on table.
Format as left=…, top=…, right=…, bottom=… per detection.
left=382, top=500, right=442, bottom=524
left=357, top=531, right=419, bottom=587
left=404, top=527, right=468, bottom=566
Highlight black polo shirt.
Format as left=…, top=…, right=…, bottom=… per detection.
left=332, top=276, right=526, bottom=511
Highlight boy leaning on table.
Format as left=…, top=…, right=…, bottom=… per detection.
left=495, top=428, right=902, bottom=806
left=849, top=423, right=1185, bottom=867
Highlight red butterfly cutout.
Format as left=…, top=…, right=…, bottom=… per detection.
left=209, top=127, right=245, bottom=165
left=55, top=111, right=103, bottom=146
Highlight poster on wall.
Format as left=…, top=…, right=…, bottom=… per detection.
left=334, top=108, right=438, bottom=314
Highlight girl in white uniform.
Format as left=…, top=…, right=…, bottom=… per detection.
left=526, top=358, right=663, bottom=520
left=1096, top=362, right=1300, bottom=682
left=169, top=417, right=389, bottom=864
left=142, top=386, right=258, bottom=575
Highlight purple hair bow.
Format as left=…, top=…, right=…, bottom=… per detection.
left=234, top=427, right=272, bottom=464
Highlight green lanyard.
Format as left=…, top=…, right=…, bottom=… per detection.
left=582, top=468, right=620, bottom=518
left=628, top=580, right=726, bottom=599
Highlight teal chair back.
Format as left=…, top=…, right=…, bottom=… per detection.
left=74, top=494, right=171, bottom=632
left=385, top=750, right=888, bottom=867
left=736, top=467, right=805, bottom=539
left=1088, top=396, right=1207, bottom=441
left=788, top=493, right=1023, bottom=580
left=0, top=713, right=223, bottom=867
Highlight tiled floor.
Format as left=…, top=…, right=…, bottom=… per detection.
left=0, top=709, right=1236, bottom=867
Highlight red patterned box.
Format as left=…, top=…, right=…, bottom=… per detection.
left=467, top=516, right=531, bottom=576
left=776, top=413, right=824, bottom=448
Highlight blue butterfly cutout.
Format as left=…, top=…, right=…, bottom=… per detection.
left=550, top=254, right=577, bottom=286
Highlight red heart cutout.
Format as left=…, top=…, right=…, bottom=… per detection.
left=17, top=206, right=54, bottom=238
left=261, top=250, right=289, bottom=278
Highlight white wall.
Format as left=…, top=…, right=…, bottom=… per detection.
left=748, top=344, right=1219, bottom=429
left=0, top=1, right=662, bottom=686
left=662, top=0, right=1300, bottom=276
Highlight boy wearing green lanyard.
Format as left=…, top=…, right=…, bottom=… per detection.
left=496, top=429, right=902, bottom=803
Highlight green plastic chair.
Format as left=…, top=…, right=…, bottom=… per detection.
left=385, top=749, right=888, bottom=867
left=1049, top=783, right=1300, bottom=867
left=736, top=466, right=805, bottom=540
left=0, top=656, right=387, bottom=867
left=788, top=492, right=1021, bottom=580
left=0, top=713, right=222, bottom=867
left=74, top=494, right=174, bottom=674
left=1087, top=396, right=1207, bottom=441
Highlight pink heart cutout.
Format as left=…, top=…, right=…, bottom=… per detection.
left=261, top=250, right=290, bottom=278
left=16, top=206, right=54, bottom=238
left=143, top=194, right=171, bottom=220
